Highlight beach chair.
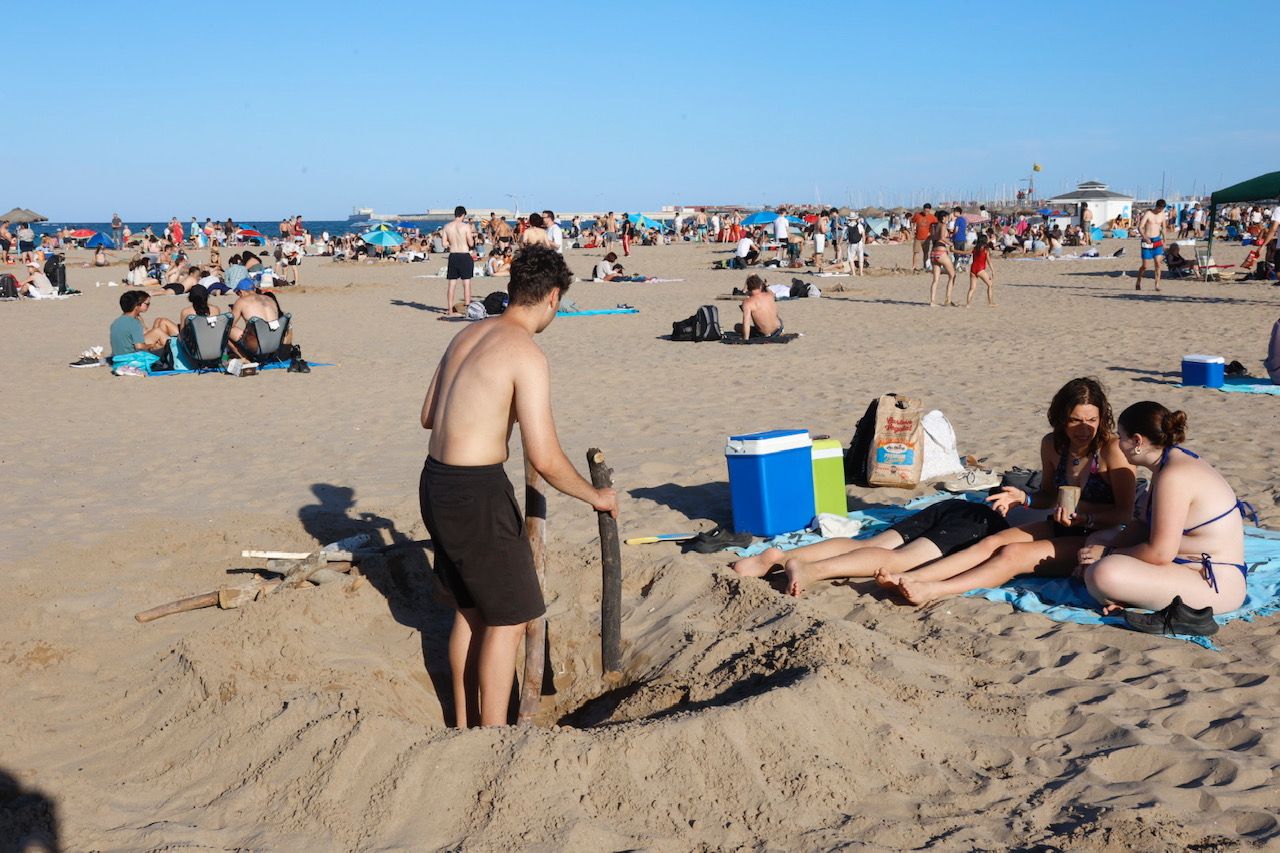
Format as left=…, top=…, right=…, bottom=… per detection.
left=244, top=313, right=292, bottom=363
left=1194, top=250, right=1233, bottom=282
left=181, top=312, right=231, bottom=369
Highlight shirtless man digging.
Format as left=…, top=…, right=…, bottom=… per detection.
left=441, top=206, right=477, bottom=318
left=418, top=244, right=618, bottom=727
left=1136, top=199, right=1167, bottom=292
left=735, top=274, right=784, bottom=339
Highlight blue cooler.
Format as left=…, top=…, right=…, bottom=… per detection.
left=1182, top=354, right=1224, bottom=388
left=725, top=430, right=815, bottom=536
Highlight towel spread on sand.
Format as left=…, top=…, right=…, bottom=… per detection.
left=732, top=492, right=1280, bottom=648
left=555, top=308, right=639, bottom=317
left=149, top=360, right=334, bottom=377
left=1179, top=376, right=1280, bottom=396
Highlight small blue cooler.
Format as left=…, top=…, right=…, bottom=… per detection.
left=1182, top=354, right=1224, bottom=388
left=725, top=430, right=815, bottom=536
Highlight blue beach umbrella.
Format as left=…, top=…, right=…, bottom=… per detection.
left=741, top=211, right=780, bottom=227
left=631, top=214, right=662, bottom=230
left=84, top=231, right=116, bottom=249
left=361, top=229, right=405, bottom=247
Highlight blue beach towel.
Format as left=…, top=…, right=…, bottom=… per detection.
left=1214, top=376, right=1280, bottom=396
left=732, top=493, right=1280, bottom=648
left=148, top=360, right=334, bottom=377
left=556, top=308, right=639, bottom=317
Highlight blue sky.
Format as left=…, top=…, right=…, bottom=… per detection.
left=13, top=1, right=1278, bottom=219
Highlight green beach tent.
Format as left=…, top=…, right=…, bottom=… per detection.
left=1207, top=170, right=1280, bottom=252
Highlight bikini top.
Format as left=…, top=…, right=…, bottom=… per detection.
left=1145, top=446, right=1258, bottom=532
left=1054, top=450, right=1115, bottom=505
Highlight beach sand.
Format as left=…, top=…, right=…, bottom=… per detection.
left=2, top=238, right=1278, bottom=849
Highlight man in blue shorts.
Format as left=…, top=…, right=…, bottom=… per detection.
left=1136, top=198, right=1167, bottom=292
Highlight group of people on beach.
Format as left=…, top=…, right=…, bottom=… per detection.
left=732, top=377, right=1252, bottom=631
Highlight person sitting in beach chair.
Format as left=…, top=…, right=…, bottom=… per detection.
left=1164, top=242, right=1196, bottom=278
left=228, top=284, right=293, bottom=362
left=733, top=274, right=784, bottom=339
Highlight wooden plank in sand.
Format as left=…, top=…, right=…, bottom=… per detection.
left=518, top=453, right=550, bottom=724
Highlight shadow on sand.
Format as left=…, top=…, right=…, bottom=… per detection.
left=298, top=483, right=457, bottom=724
left=629, top=481, right=732, bottom=528
left=0, top=767, right=59, bottom=852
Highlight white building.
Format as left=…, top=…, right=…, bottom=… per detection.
left=1047, top=180, right=1134, bottom=231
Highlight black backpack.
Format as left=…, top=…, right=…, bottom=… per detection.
left=693, top=304, right=721, bottom=341
left=0, top=273, right=18, bottom=299
left=482, top=291, right=509, bottom=315
left=846, top=222, right=863, bottom=244
left=44, top=254, right=68, bottom=294
left=843, top=398, right=880, bottom=487
left=671, top=304, right=721, bottom=342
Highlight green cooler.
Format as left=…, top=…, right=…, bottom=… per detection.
left=811, top=439, right=847, bottom=517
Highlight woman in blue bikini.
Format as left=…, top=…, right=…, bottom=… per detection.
left=1079, top=401, right=1252, bottom=614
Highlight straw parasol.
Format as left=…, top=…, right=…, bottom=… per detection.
left=0, top=207, right=47, bottom=223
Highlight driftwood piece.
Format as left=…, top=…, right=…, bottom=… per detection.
left=587, top=448, right=622, bottom=676
left=518, top=452, right=550, bottom=724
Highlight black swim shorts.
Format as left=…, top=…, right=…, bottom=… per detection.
left=446, top=252, right=474, bottom=280
left=418, top=456, right=544, bottom=626
left=888, top=499, right=1008, bottom=556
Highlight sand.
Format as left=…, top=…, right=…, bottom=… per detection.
left=2, top=237, right=1278, bottom=850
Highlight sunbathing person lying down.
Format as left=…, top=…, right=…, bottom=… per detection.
left=731, top=498, right=1009, bottom=596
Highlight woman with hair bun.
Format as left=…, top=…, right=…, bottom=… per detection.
left=880, top=377, right=1136, bottom=605
left=1079, top=401, right=1254, bottom=620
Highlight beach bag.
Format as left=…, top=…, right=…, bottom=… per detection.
left=44, top=255, right=67, bottom=294
left=0, top=273, right=18, bottom=299
left=844, top=394, right=925, bottom=488
left=670, top=316, right=697, bottom=341
left=693, top=304, right=721, bottom=341
left=482, top=291, right=508, bottom=315
left=465, top=301, right=488, bottom=321
left=919, top=410, right=965, bottom=482
left=789, top=281, right=809, bottom=299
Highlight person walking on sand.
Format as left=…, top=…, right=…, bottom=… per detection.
left=961, top=234, right=997, bottom=306
left=1136, top=199, right=1167, bottom=292
left=911, top=203, right=937, bottom=272
left=418, top=244, right=618, bottom=728
left=441, top=206, right=477, bottom=318
left=927, top=209, right=957, bottom=306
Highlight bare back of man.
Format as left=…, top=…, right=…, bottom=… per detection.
left=228, top=291, right=282, bottom=355
left=736, top=284, right=782, bottom=339
left=418, top=245, right=616, bottom=728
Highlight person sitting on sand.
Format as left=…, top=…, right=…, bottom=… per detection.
left=125, top=257, right=159, bottom=288
left=223, top=254, right=249, bottom=293
left=734, top=274, right=784, bottom=339
left=17, top=260, right=58, bottom=297
left=228, top=283, right=290, bottom=359
left=734, top=235, right=760, bottom=268
left=877, top=377, right=1136, bottom=606
left=110, top=290, right=179, bottom=362
left=594, top=252, right=626, bottom=282
left=1077, top=402, right=1251, bottom=616
left=94, top=246, right=108, bottom=267
left=732, top=497, right=1011, bottom=596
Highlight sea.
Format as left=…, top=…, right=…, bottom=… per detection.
left=30, top=219, right=411, bottom=240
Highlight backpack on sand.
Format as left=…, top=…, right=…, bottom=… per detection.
left=693, top=304, right=722, bottom=341
left=482, top=291, right=508, bottom=315
left=0, top=273, right=19, bottom=299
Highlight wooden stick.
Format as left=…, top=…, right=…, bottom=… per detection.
left=587, top=448, right=622, bottom=676
left=135, top=591, right=219, bottom=623
left=241, top=549, right=356, bottom=562
left=518, top=452, right=550, bottom=724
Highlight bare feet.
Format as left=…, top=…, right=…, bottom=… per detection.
left=873, top=568, right=898, bottom=590
left=783, top=558, right=811, bottom=597
left=731, top=547, right=784, bottom=578
left=896, top=577, right=939, bottom=607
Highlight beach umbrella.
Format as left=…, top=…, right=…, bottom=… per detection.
left=741, top=211, right=781, bottom=226
left=0, top=207, right=47, bottom=223
left=68, top=228, right=95, bottom=239
left=84, top=232, right=116, bottom=249
left=362, top=229, right=405, bottom=247
left=631, top=214, right=662, bottom=230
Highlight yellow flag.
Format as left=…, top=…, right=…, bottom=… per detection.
left=1032, top=163, right=1043, bottom=172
